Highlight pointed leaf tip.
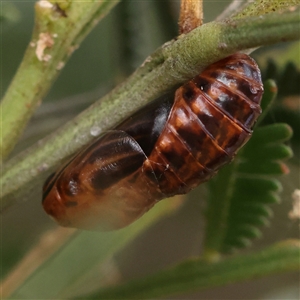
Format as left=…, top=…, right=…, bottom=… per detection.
left=279, top=162, right=290, bottom=174
left=248, top=123, right=293, bottom=146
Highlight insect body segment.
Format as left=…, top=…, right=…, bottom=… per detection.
left=140, top=54, right=262, bottom=196
left=43, top=53, right=263, bottom=231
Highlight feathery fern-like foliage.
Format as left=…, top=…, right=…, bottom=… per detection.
left=262, top=58, right=300, bottom=145
left=1, top=1, right=299, bottom=299
left=204, top=80, right=293, bottom=255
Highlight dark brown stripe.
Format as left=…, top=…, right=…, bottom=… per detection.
left=42, top=172, right=56, bottom=200
left=118, top=93, right=174, bottom=156
left=149, top=151, right=189, bottom=195
left=85, top=131, right=130, bottom=165
left=90, top=151, right=145, bottom=190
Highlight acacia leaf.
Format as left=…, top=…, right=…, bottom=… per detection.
left=204, top=80, right=294, bottom=254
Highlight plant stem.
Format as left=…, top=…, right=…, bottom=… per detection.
left=81, top=240, right=300, bottom=300
left=5, top=196, right=184, bottom=299
left=0, top=1, right=120, bottom=159
left=232, top=0, right=300, bottom=19
left=1, top=9, right=299, bottom=212
left=0, top=227, right=77, bottom=299
left=179, top=0, right=203, bottom=34
left=203, top=163, right=237, bottom=260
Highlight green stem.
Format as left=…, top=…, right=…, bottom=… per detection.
left=80, top=240, right=300, bottom=300
left=1, top=9, right=299, bottom=212
left=203, top=163, right=238, bottom=260
left=0, top=1, right=120, bottom=159
left=6, top=196, right=183, bottom=299
left=232, top=0, right=300, bottom=19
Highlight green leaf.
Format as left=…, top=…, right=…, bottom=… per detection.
left=238, top=160, right=290, bottom=175
left=246, top=123, right=293, bottom=145
left=203, top=80, right=294, bottom=254
left=7, top=197, right=182, bottom=299
left=241, top=144, right=293, bottom=161
left=229, top=224, right=262, bottom=239
left=230, top=192, right=281, bottom=205
left=2, top=2, right=299, bottom=300
left=233, top=202, right=274, bottom=218
left=2, top=7, right=300, bottom=212
left=81, top=240, right=300, bottom=300
left=229, top=214, right=271, bottom=227
left=257, top=79, right=278, bottom=125
left=260, top=51, right=300, bottom=144
left=234, top=177, right=282, bottom=194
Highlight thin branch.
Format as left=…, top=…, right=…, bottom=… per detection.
left=6, top=196, right=185, bottom=299
left=79, top=240, right=300, bottom=300
left=1, top=8, right=300, bottom=212
left=13, top=85, right=111, bottom=149
left=179, top=0, right=203, bottom=34
left=0, top=1, right=120, bottom=159
left=0, top=227, right=77, bottom=298
left=215, top=0, right=247, bottom=21
left=232, top=0, right=300, bottom=19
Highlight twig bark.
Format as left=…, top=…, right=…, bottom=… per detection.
left=1, top=8, right=300, bottom=212
left=0, top=1, right=120, bottom=159
left=179, top=0, right=203, bottom=34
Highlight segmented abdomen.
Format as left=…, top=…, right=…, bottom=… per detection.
left=144, top=53, right=262, bottom=196
left=42, top=53, right=263, bottom=231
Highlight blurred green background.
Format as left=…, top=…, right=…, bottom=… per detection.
left=1, top=1, right=299, bottom=299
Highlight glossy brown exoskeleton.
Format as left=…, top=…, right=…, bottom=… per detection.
left=42, top=53, right=263, bottom=230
